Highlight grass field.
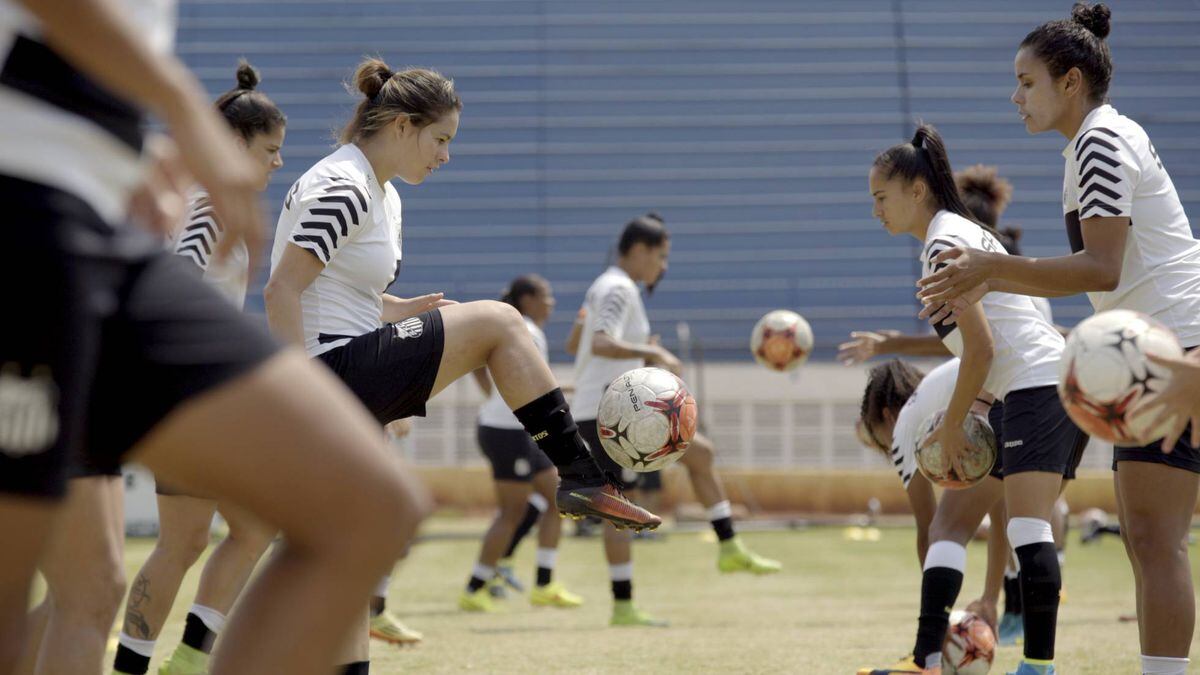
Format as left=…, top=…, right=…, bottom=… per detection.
left=100, top=516, right=1197, bottom=674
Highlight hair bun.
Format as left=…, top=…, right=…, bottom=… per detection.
left=235, top=59, right=260, bottom=91
left=1072, top=2, right=1112, bottom=39
left=353, top=58, right=394, bottom=100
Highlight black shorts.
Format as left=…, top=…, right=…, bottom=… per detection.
left=987, top=402, right=1005, bottom=480
left=0, top=175, right=279, bottom=498
left=578, top=419, right=663, bottom=491
left=477, top=425, right=554, bottom=482
left=316, top=310, right=445, bottom=423
left=999, top=385, right=1088, bottom=479
left=1113, top=346, right=1200, bottom=474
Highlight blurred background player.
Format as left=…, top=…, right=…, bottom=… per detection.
left=460, top=274, right=582, bottom=612
left=0, top=1, right=431, bottom=674
left=112, top=61, right=285, bottom=675
left=916, top=6, right=1200, bottom=673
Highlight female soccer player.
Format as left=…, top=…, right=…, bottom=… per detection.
left=869, top=124, right=1086, bottom=675
left=264, top=58, right=657, bottom=535
left=856, top=359, right=1011, bottom=675
left=459, top=275, right=582, bottom=612
left=568, top=214, right=782, bottom=627
left=916, top=6, right=1200, bottom=673
left=112, top=61, right=284, bottom=675
left=0, top=2, right=430, bottom=674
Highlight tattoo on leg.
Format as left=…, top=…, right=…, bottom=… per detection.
left=125, top=573, right=153, bottom=639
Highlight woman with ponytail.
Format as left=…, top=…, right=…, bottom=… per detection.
left=915, top=5, right=1200, bottom=672
left=863, top=124, right=1085, bottom=675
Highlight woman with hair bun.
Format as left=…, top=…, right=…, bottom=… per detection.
left=917, top=6, right=1200, bottom=672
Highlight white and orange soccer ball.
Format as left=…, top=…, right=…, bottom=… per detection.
left=1058, top=309, right=1183, bottom=445
left=597, top=367, right=698, bottom=472
left=750, top=310, right=813, bottom=371
left=942, top=611, right=995, bottom=674
left=916, top=410, right=997, bottom=490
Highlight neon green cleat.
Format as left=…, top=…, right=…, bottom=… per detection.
left=459, top=586, right=497, bottom=613
left=530, top=581, right=584, bottom=608
left=369, top=610, right=423, bottom=646
left=610, top=600, right=668, bottom=627
left=717, top=536, right=782, bottom=574
left=158, top=644, right=208, bottom=675
left=856, top=654, right=939, bottom=674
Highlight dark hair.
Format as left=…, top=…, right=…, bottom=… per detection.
left=340, top=58, right=462, bottom=145
left=874, top=124, right=1002, bottom=239
left=1020, top=3, right=1113, bottom=103
left=859, top=359, right=926, bottom=442
left=499, top=274, right=547, bottom=316
left=996, top=226, right=1025, bottom=256
left=955, top=164, right=1013, bottom=229
left=617, top=212, right=669, bottom=256
left=213, top=60, right=286, bottom=141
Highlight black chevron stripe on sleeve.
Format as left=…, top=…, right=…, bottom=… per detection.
left=1074, top=128, right=1130, bottom=219
left=289, top=180, right=370, bottom=265
left=174, top=198, right=220, bottom=271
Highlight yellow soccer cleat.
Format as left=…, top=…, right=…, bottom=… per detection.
left=610, top=600, right=668, bottom=627
left=856, top=654, right=941, bottom=674
left=530, top=581, right=584, bottom=609
left=158, top=644, right=208, bottom=675
left=717, top=536, right=782, bottom=574
left=458, top=586, right=497, bottom=613
left=369, top=610, right=423, bottom=646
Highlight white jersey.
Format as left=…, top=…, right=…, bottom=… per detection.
left=0, top=0, right=176, bottom=223
left=478, top=317, right=547, bottom=430
left=922, top=210, right=1063, bottom=400
left=572, top=266, right=651, bottom=421
left=171, top=189, right=249, bottom=308
left=1062, top=104, right=1200, bottom=347
left=270, top=144, right=402, bottom=357
left=891, top=359, right=960, bottom=489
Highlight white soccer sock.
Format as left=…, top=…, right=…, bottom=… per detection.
left=536, top=547, right=557, bottom=570
left=528, top=492, right=549, bottom=513
left=472, top=563, right=495, bottom=582
left=923, top=540, right=967, bottom=573
left=609, top=562, right=633, bottom=582
left=707, top=500, right=733, bottom=521
left=374, top=575, right=392, bottom=598
left=189, top=604, right=226, bottom=634
left=1007, top=517, right=1055, bottom=549
left=1142, top=655, right=1189, bottom=674
left=117, top=632, right=156, bottom=657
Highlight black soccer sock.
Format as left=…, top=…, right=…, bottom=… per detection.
left=369, top=595, right=385, bottom=617
left=513, top=390, right=592, bottom=468
left=340, top=661, right=369, bottom=675
left=536, top=566, right=553, bottom=586
left=503, top=498, right=547, bottom=559
left=611, top=579, right=632, bottom=602
left=1003, top=574, right=1023, bottom=615
left=1015, top=541, right=1061, bottom=661
left=708, top=500, right=736, bottom=541
left=912, top=567, right=964, bottom=668
left=113, top=644, right=151, bottom=675
left=466, top=563, right=494, bottom=593
left=182, top=612, right=216, bottom=654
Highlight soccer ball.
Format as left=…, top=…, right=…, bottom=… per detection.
left=750, top=310, right=814, bottom=371
left=942, top=611, right=995, bottom=674
left=916, top=410, right=997, bottom=489
left=1058, top=309, right=1184, bottom=445
left=597, top=367, right=698, bottom=472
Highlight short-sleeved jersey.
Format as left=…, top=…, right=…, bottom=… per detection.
left=921, top=210, right=1063, bottom=400
left=172, top=189, right=248, bottom=308
left=571, top=266, right=651, bottom=420
left=0, top=0, right=175, bottom=223
left=891, top=359, right=960, bottom=489
left=1062, top=104, right=1200, bottom=347
left=270, top=144, right=402, bottom=356
left=478, top=317, right=547, bottom=430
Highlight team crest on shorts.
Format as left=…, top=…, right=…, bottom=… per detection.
left=393, top=317, right=425, bottom=340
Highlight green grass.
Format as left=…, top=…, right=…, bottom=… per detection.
left=113, top=517, right=1192, bottom=674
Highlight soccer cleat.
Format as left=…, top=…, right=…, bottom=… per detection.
left=495, top=563, right=525, bottom=593
left=610, top=600, right=668, bottom=627
left=459, top=586, right=497, bottom=613
left=856, top=654, right=942, bottom=674
left=1007, top=661, right=1054, bottom=675
left=369, top=610, right=423, bottom=646
left=157, top=644, right=208, bottom=675
left=530, top=581, right=584, bottom=608
left=557, top=458, right=661, bottom=531
left=997, top=612, right=1024, bottom=646
left=717, top=536, right=782, bottom=574
left=487, top=575, right=508, bottom=599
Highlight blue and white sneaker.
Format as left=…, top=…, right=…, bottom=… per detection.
left=1007, top=661, right=1054, bottom=675
left=997, top=612, right=1024, bottom=646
